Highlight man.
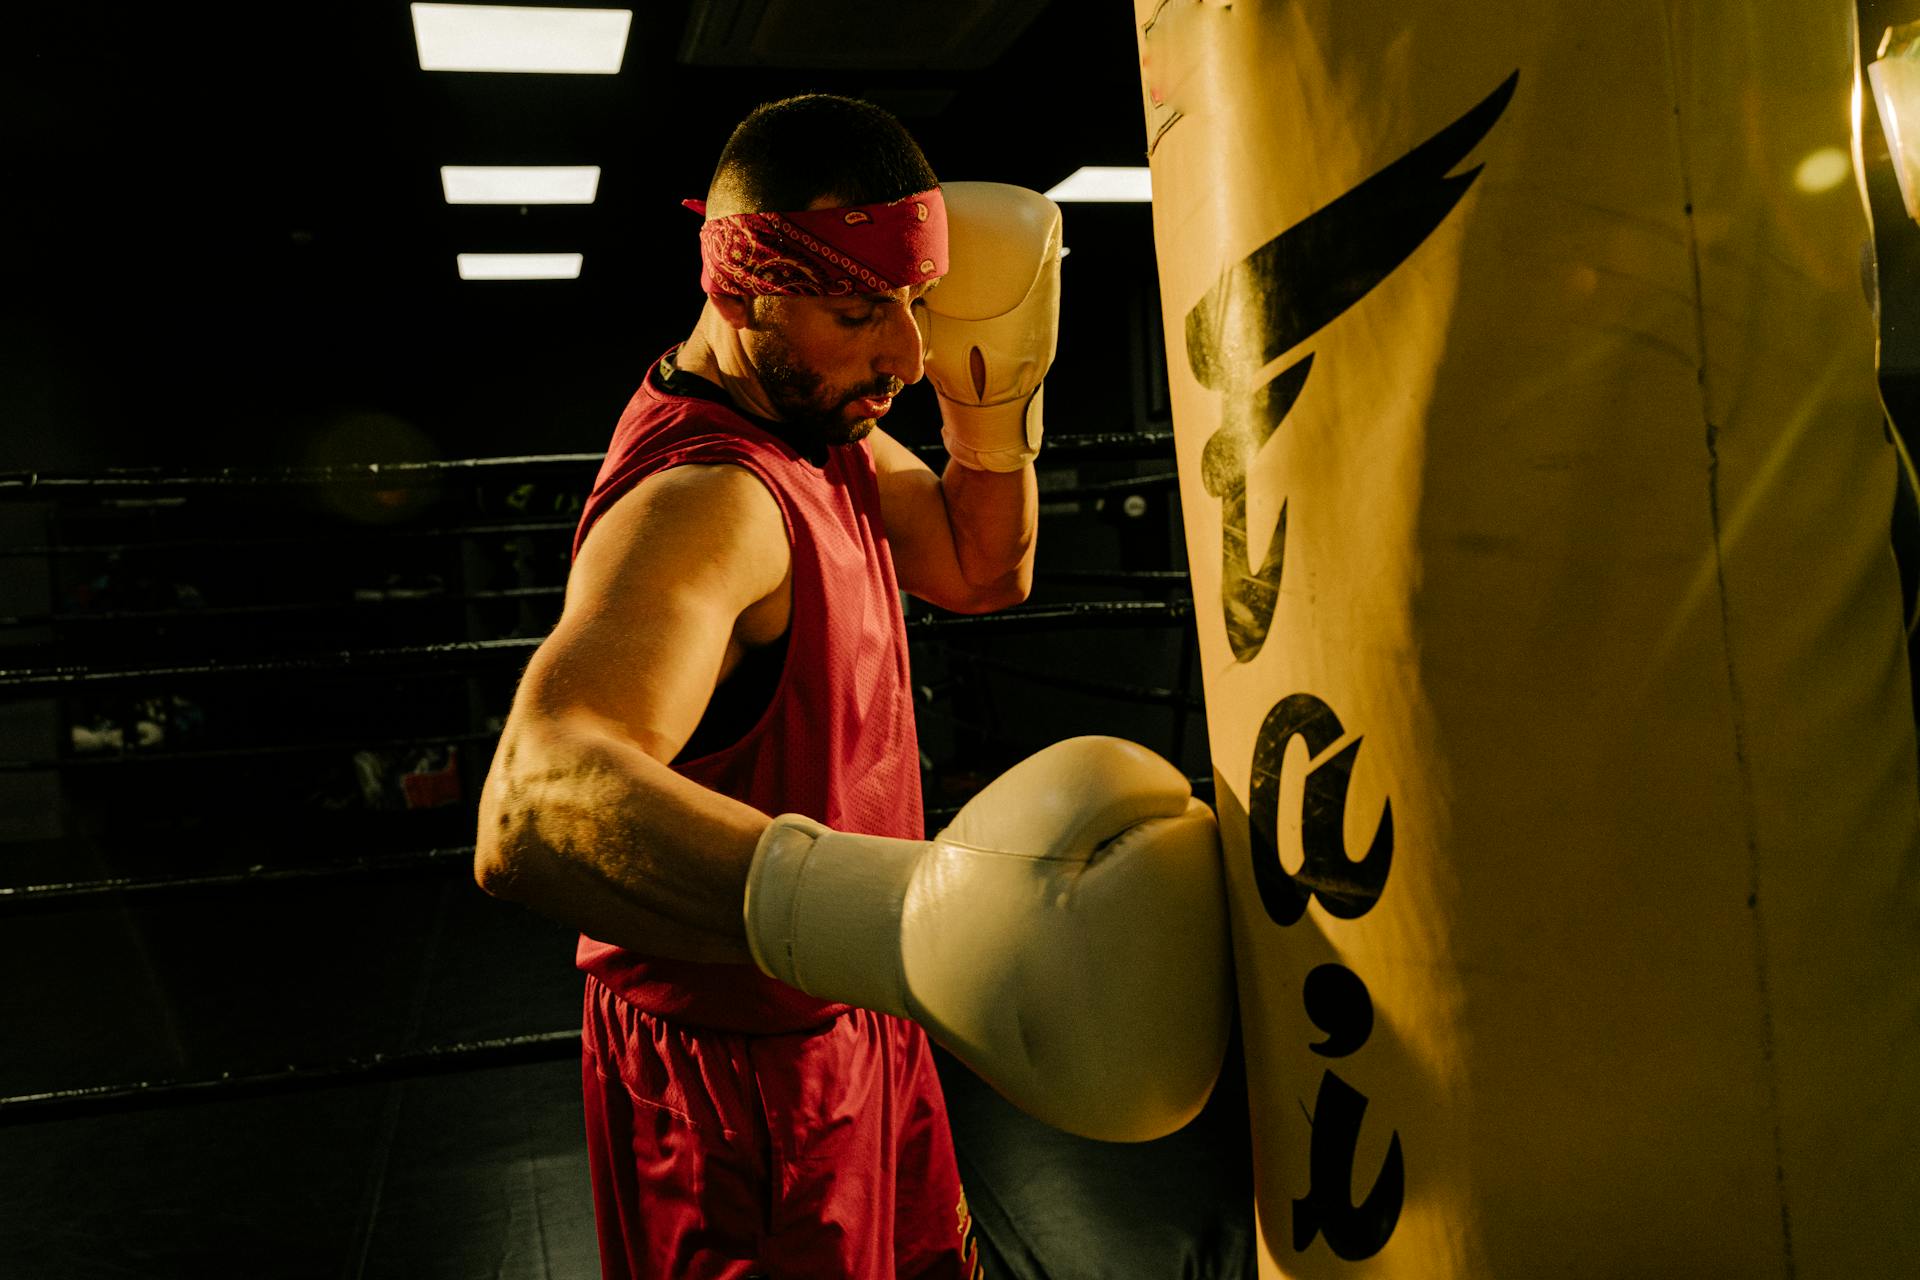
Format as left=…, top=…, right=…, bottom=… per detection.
left=474, top=94, right=1040, bottom=1278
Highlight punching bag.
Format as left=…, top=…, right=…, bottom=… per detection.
left=1134, top=1, right=1920, bottom=1275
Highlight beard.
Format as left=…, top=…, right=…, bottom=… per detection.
left=749, top=327, right=903, bottom=452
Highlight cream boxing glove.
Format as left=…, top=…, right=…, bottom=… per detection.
left=920, top=181, right=1064, bottom=472
left=742, top=736, right=1231, bottom=1143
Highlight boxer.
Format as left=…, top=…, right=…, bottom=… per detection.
left=475, top=93, right=1232, bottom=1279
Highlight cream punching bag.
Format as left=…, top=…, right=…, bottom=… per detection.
left=1134, top=1, right=1920, bottom=1275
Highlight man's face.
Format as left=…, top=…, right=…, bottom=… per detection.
left=738, top=282, right=939, bottom=450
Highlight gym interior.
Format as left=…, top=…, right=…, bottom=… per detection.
left=5, top=3, right=1917, bottom=1277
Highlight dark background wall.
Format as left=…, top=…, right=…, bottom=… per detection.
left=3, top=2, right=1164, bottom=474
left=9, top=3, right=1917, bottom=465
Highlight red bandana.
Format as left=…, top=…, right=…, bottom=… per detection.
left=687, top=188, right=948, bottom=297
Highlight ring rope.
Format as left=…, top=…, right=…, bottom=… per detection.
left=0, top=602, right=1195, bottom=696
left=0, top=574, right=1189, bottom=633
left=0, top=434, right=1177, bottom=501
left=0, top=1030, right=583, bottom=1126
left=0, top=520, right=577, bottom=561
left=0, top=846, right=476, bottom=909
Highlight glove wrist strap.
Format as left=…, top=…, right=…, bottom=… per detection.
left=744, top=817, right=922, bottom=1016
left=940, top=387, right=1044, bottom=472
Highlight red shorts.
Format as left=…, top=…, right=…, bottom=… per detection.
left=581, top=975, right=981, bottom=1279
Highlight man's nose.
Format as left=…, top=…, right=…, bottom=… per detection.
left=874, top=301, right=925, bottom=386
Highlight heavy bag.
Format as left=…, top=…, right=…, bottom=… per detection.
left=1134, top=1, right=1920, bottom=1275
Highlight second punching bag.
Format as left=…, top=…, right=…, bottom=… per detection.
left=1135, top=1, right=1920, bottom=1276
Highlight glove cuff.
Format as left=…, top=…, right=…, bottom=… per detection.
left=939, top=386, right=1044, bottom=472
left=743, top=816, right=922, bottom=1017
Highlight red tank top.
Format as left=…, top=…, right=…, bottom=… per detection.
left=569, top=351, right=923, bottom=1032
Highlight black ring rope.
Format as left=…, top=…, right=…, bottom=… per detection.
left=0, top=731, right=500, bottom=776
left=0, top=433, right=1176, bottom=501
left=0, top=586, right=564, bottom=631
left=910, top=598, right=1192, bottom=634
left=0, top=637, right=542, bottom=695
left=923, top=432, right=1173, bottom=465
left=0, top=1030, right=583, bottom=1126
left=0, top=587, right=560, bottom=633
left=0, top=573, right=1189, bottom=633
left=0, top=601, right=1194, bottom=697
left=0, top=846, right=476, bottom=909
left=0, top=455, right=607, bottom=498
left=0, top=519, right=577, bottom=560
left=1039, top=470, right=1180, bottom=500
left=0, top=483, right=1180, bottom=562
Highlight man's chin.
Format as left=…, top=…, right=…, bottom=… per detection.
left=833, top=417, right=878, bottom=446
left=780, top=414, right=875, bottom=454
left=810, top=409, right=877, bottom=447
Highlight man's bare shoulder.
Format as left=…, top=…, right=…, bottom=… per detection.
left=570, top=462, right=789, bottom=616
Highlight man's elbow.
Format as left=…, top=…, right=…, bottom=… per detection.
left=981, top=575, right=1033, bottom=612
left=948, top=571, right=1031, bottom=615
left=474, top=751, right=540, bottom=902
left=473, top=821, right=528, bottom=902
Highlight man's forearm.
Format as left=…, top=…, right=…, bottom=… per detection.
left=941, top=459, right=1038, bottom=598
left=476, top=718, right=766, bottom=961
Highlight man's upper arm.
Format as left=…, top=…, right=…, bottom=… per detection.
left=520, top=464, right=790, bottom=762
left=868, top=428, right=982, bottom=611
left=870, top=428, right=1033, bottom=613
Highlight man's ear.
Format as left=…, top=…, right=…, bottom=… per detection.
left=711, top=293, right=754, bottom=331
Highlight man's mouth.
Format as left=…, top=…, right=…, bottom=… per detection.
left=855, top=394, right=893, bottom=419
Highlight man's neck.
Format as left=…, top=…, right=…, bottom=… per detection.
left=677, top=302, right=782, bottom=422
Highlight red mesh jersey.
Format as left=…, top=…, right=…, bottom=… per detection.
left=569, top=351, right=924, bottom=1033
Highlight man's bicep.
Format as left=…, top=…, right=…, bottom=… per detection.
left=523, top=465, right=788, bottom=761
left=868, top=428, right=972, bottom=606
left=522, top=587, right=734, bottom=764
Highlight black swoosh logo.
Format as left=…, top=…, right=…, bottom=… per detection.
left=1184, top=70, right=1519, bottom=663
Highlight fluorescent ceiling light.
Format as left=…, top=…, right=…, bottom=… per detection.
left=1044, top=166, right=1152, bottom=202
left=442, top=165, right=602, bottom=204
left=457, top=253, right=584, bottom=280
left=412, top=4, right=631, bottom=74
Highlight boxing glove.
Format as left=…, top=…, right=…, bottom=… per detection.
left=921, top=181, right=1065, bottom=472
left=743, top=736, right=1231, bottom=1143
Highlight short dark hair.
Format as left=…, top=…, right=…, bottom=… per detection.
left=709, top=93, right=938, bottom=213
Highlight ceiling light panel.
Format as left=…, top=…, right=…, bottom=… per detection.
left=1044, top=167, right=1153, bottom=203
left=457, top=253, right=585, bottom=280
left=442, top=166, right=602, bottom=204
left=412, top=4, right=632, bottom=74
